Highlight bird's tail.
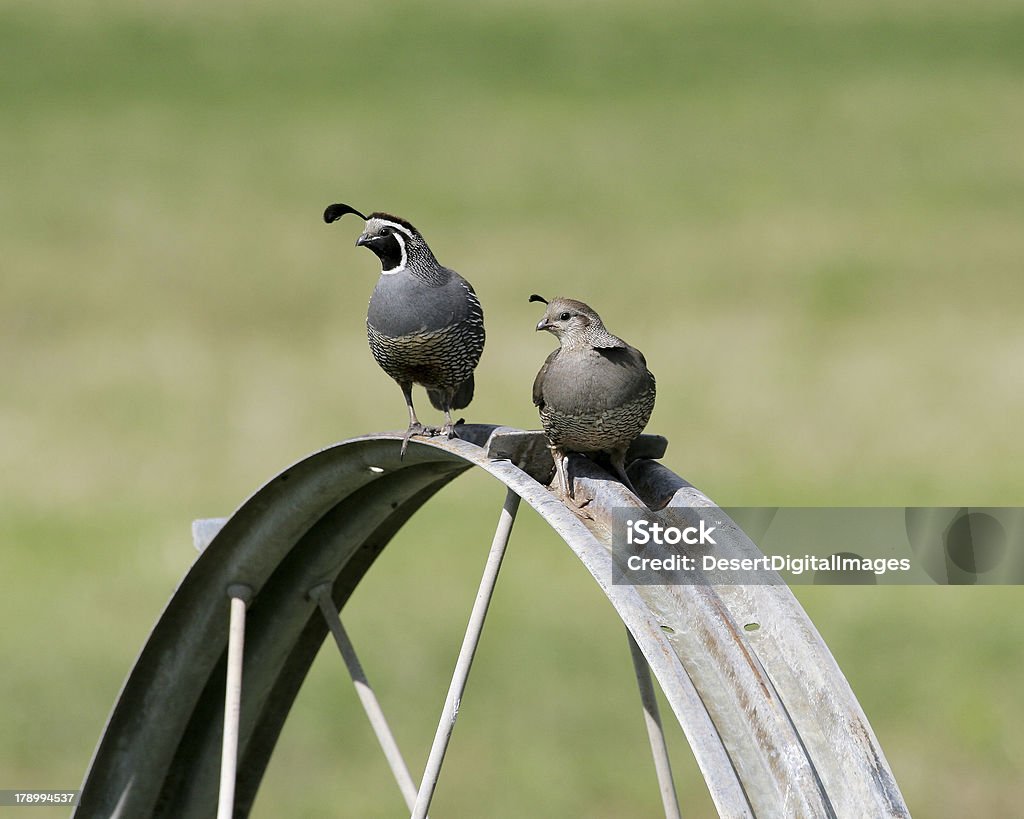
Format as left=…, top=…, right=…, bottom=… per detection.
left=428, top=375, right=475, bottom=412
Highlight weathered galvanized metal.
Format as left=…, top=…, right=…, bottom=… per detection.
left=75, top=424, right=909, bottom=818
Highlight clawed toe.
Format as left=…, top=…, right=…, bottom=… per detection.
left=400, top=422, right=458, bottom=458
left=614, top=468, right=639, bottom=496
left=400, top=422, right=428, bottom=459
left=554, top=485, right=590, bottom=509
left=611, top=454, right=640, bottom=497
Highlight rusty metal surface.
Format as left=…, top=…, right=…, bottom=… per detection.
left=76, top=425, right=908, bottom=818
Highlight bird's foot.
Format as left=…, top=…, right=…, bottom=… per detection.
left=551, top=450, right=580, bottom=503
left=438, top=422, right=460, bottom=440
left=400, top=422, right=429, bottom=459
left=552, top=485, right=592, bottom=510
left=436, top=414, right=466, bottom=441
left=617, top=472, right=640, bottom=496
left=611, top=455, right=641, bottom=498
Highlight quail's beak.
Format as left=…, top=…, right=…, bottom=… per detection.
left=536, top=318, right=551, bottom=332
left=355, top=232, right=373, bottom=248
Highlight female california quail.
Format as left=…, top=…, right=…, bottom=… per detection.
left=531, top=295, right=656, bottom=499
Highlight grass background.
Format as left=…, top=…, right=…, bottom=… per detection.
left=2, top=0, right=1023, bottom=815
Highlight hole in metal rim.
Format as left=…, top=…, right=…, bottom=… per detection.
left=743, top=622, right=760, bottom=632
left=659, top=624, right=675, bottom=634
left=368, top=466, right=385, bottom=473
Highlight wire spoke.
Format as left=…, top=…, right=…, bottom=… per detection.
left=627, top=629, right=681, bottom=819
left=217, top=584, right=252, bottom=819
left=410, top=487, right=521, bottom=819
left=310, top=583, right=422, bottom=813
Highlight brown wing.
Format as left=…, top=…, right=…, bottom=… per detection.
left=532, top=348, right=560, bottom=408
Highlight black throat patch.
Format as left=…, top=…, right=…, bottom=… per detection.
left=370, top=233, right=405, bottom=272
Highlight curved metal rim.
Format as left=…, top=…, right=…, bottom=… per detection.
left=75, top=424, right=909, bottom=818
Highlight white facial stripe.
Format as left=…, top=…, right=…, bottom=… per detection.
left=377, top=219, right=414, bottom=240
left=381, top=231, right=407, bottom=275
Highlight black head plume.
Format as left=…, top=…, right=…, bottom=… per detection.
left=324, top=203, right=369, bottom=224
left=529, top=294, right=548, bottom=305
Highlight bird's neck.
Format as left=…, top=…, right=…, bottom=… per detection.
left=562, top=326, right=623, bottom=351
left=404, top=250, right=449, bottom=286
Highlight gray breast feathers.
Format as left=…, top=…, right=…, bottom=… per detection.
left=536, top=345, right=654, bottom=416
left=367, top=268, right=481, bottom=339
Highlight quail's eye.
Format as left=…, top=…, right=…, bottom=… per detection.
left=559, top=312, right=571, bottom=321
left=380, top=227, right=392, bottom=237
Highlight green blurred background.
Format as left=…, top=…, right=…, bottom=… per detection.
left=2, top=0, right=1023, bottom=815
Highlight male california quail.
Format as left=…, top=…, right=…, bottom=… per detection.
left=324, top=204, right=485, bottom=457
left=531, top=295, right=656, bottom=499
